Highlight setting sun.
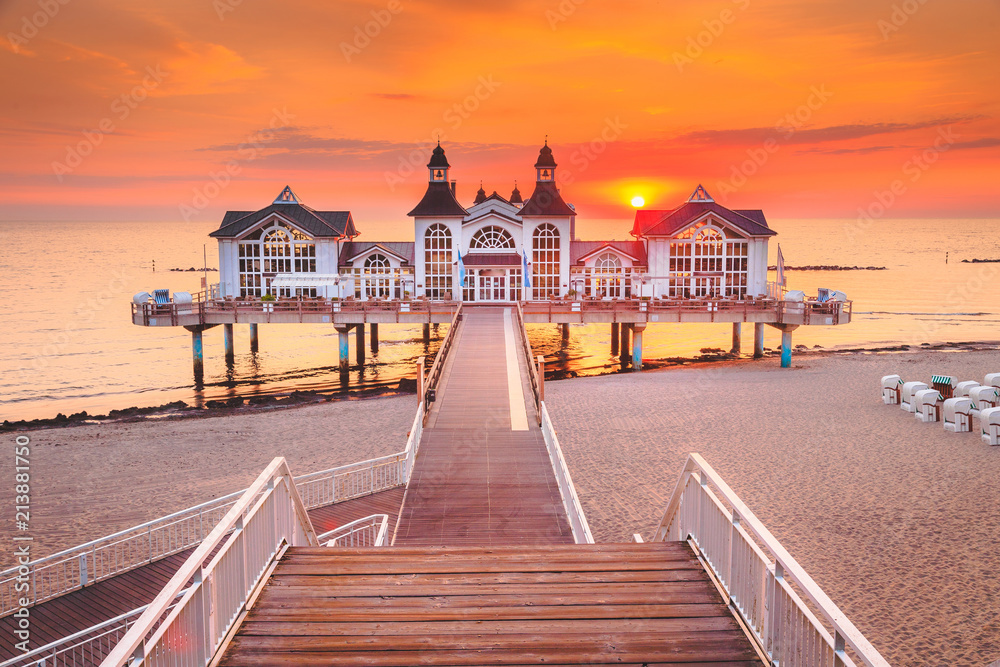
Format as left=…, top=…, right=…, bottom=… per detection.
left=630, top=195, right=645, bottom=208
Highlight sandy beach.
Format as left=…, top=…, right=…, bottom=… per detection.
left=5, top=348, right=999, bottom=666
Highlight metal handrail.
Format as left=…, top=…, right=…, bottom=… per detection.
left=656, top=454, right=889, bottom=667
left=317, top=514, right=390, bottom=547
left=101, top=457, right=319, bottom=667
left=421, top=303, right=464, bottom=421
left=513, top=302, right=542, bottom=422
left=538, top=402, right=593, bottom=544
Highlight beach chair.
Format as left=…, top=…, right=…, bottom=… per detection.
left=931, top=375, right=955, bottom=399
left=153, top=289, right=171, bottom=305
left=900, top=381, right=928, bottom=413
left=980, top=407, right=1000, bottom=445
left=955, top=381, right=980, bottom=398
left=132, top=292, right=151, bottom=305
left=985, top=373, right=1000, bottom=389
left=969, top=386, right=1000, bottom=420
left=914, top=389, right=943, bottom=423
left=881, top=375, right=902, bottom=405
left=173, top=291, right=193, bottom=316
left=943, top=397, right=973, bottom=433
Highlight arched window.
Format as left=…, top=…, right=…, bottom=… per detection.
left=531, top=223, right=560, bottom=300
left=666, top=222, right=747, bottom=298
left=364, top=253, right=391, bottom=298
left=595, top=253, right=622, bottom=272
left=364, top=253, right=390, bottom=271
left=238, top=221, right=315, bottom=297
left=424, top=224, right=452, bottom=299
left=470, top=225, right=515, bottom=249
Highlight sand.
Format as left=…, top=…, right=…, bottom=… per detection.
left=546, top=349, right=1000, bottom=667
left=5, top=349, right=999, bottom=666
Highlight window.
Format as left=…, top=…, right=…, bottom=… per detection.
left=362, top=253, right=391, bottom=298
left=424, top=224, right=452, bottom=299
left=666, top=222, right=748, bottom=299
left=531, top=223, right=560, bottom=300
left=591, top=252, right=624, bottom=298
left=595, top=253, right=622, bottom=272
left=470, top=225, right=515, bottom=250
left=238, top=221, right=316, bottom=297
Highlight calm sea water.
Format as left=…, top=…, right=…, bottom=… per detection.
left=1, top=218, right=998, bottom=421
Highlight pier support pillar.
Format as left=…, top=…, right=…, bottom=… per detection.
left=620, top=324, right=631, bottom=364
left=355, top=324, right=366, bottom=365
left=423, top=323, right=431, bottom=344
left=561, top=323, right=570, bottom=342
left=632, top=324, right=646, bottom=370
left=335, top=325, right=351, bottom=371
left=370, top=323, right=379, bottom=354
left=611, top=323, right=620, bottom=356
left=191, top=329, right=204, bottom=382
left=753, top=323, right=765, bottom=359
left=249, top=323, right=259, bottom=353
left=731, top=323, right=742, bottom=355
left=781, top=331, right=793, bottom=368
left=223, top=323, right=234, bottom=362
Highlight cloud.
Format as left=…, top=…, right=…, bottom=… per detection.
left=950, top=137, right=1000, bottom=150
left=796, top=145, right=899, bottom=156
left=676, top=117, right=981, bottom=147
left=370, top=93, right=418, bottom=100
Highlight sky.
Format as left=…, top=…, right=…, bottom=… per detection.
left=1, top=0, right=998, bottom=235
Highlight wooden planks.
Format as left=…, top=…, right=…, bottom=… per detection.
left=0, top=489, right=406, bottom=661
left=220, top=543, right=762, bottom=666
left=395, top=307, right=574, bottom=546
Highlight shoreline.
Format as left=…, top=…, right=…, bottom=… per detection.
left=5, top=339, right=997, bottom=433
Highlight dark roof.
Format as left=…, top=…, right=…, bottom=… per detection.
left=473, top=184, right=487, bottom=205
left=428, top=142, right=449, bottom=168
left=631, top=201, right=775, bottom=238
left=571, top=241, right=647, bottom=265
left=210, top=203, right=356, bottom=239
left=518, top=181, right=576, bottom=217
left=463, top=208, right=522, bottom=225
left=534, top=142, right=557, bottom=169
left=408, top=182, right=469, bottom=217
left=484, top=191, right=510, bottom=205
left=339, top=241, right=414, bottom=265
left=510, top=183, right=523, bottom=204
left=463, top=253, right=522, bottom=266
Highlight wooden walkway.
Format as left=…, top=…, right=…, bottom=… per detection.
left=0, top=489, right=405, bottom=661
left=221, top=543, right=761, bottom=666
left=393, top=307, right=574, bottom=546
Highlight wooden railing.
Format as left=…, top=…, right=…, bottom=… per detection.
left=421, top=303, right=464, bottom=423
left=656, top=454, right=889, bottom=667
left=101, top=457, right=319, bottom=667
left=0, top=453, right=407, bottom=617
left=520, top=297, right=852, bottom=324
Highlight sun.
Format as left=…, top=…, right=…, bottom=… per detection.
left=630, top=195, right=645, bottom=208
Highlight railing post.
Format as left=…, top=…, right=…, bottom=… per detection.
left=416, top=356, right=425, bottom=405
left=78, top=553, right=88, bottom=588
left=729, top=508, right=739, bottom=603
left=537, top=355, right=545, bottom=425
left=147, top=525, right=152, bottom=563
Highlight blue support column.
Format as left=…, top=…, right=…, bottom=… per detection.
left=336, top=326, right=350, bottom=371
left=223, top=323, right=234, bottom=362
left=191, top=329, right=204, bottom=381
left=781, top=330, right=793, bottom=368
left=249, top=323, right=259, bottom=353
left=632, top=324, right=645, bottom=370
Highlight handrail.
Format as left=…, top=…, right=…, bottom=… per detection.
left=655, top=454, right=889, bottom=667
left=538, top=402, right=594, bottom=544
left=0, top=451, right=408, bottom=617
left=0, top=588, right=189, bottom=667
left=513, top=302, right=542, bottom=422
left=101, top=457, right=319, bottom=667
left=422, top=303, right=464, bottom=422
left=317, top=514, right=390, bottom=547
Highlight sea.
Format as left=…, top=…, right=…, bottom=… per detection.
left=2, top=217, right=998, bottom=422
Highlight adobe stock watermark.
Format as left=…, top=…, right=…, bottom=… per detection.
left=715, top=85, right=833, bottom=201
left=673, top=0, right=751, bottom=73
left=52, top=65, right=169, bottom=182
left=6, top=0, right=71, bottom=54
left=877, top=0, right=930, bottom=40
left=214, top=0, right=244, bottom=20
left=340, top=0, right=403, bottom=62
left=847, top=126, right=959, bottom=242
left=384, top=75, right=502, bottom=191
left=561, top=117, right=628, bottom=186
left=545, top=0, right=586, bottom=30
left=180, top=108, right=295, bottom=221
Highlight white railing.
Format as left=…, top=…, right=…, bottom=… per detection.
left=0, top=590, right=188, bottom=667
left=0, top=452, right=407, bottom=617
left=317, top=514, right=390, bottom=547
left=656, top=454, right=889, bottom=667
left=101, top=457, right=319, bottom=667
left=539, top=402, right=594, bottom=544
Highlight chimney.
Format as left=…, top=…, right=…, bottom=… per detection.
left=450, top=180, right=456, bottom=195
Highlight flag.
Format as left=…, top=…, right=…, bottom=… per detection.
left=776, top=244, right=786, bottom=287
left=522, top=250, right=531, bottom=288
left=457, top=249, right=466, bottom=287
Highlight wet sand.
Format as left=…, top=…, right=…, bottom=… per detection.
left=546, top=348, right=1000, bottom=667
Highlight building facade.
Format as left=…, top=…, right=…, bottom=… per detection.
left=210, top=145, right=776, bottom=302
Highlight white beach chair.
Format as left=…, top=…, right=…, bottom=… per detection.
left=881, top=375, right=902, bottom=405
left=900, top=381, right=928, bottom=413
left=955, top=381, right=980, bottom=398
left=173, top=291, right=193, bottom=316
left=914, top=389, right=943, bottom=423
left=969, top=386, right=1000, bottom=421
left=985, top=373, right=1000, bottom=389
left=943, top=398, right=973, bottom=433
left=980, top=407, right=1000, bottom=445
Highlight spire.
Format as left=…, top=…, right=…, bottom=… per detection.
left=687, top=184, right=714, bottom=203
left=273, top=185, right=299, bottom=204
left=474, top=182, right=487, bottom=205
left=427, top=142, right=450, bottom=182
left=510, top=181, right=523, bottom=205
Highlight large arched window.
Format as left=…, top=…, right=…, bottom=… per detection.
left=364, top=253, right=391, bottom=298
left=592, top=252, right=624, bottom=298
left=666, top=221, right=747, bottom=298
left=595, top=253, right=622, bottom=272
left=424, top=224, right=452, bottom=299
left=470, top=226, right=515, bottom=250
left=238, top=221, right=315, bottom=297
left=531, top=223, right=560, bottom=300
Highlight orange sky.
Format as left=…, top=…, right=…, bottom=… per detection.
left=1, top=0, right=998, bottom=231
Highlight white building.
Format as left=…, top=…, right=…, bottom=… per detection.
left=210, top=144, right=776, bottom=302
